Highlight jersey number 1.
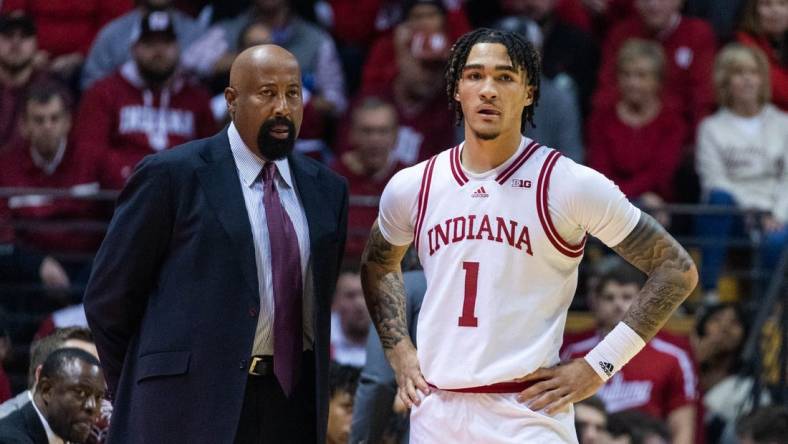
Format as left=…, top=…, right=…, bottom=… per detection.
left=458, top=261, right=479, bottom=327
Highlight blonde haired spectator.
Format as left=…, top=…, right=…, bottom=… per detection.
left=695, top=43, right=788, bottom=301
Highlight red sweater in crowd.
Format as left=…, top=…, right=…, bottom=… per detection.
left=74, top=62, right=216, bottom=189
left=595, top=16, right=717, bottom=133
left=587, top=100, right=687, bottom=201
left=737, top=31, right=788, bottom=112
left=360, top=5, right=471, bottom=92
left=0, top=140, right=105, bottom=254
left=1, top=0, right=133, bottom=57
left=330, top=156, right=405, bottom=259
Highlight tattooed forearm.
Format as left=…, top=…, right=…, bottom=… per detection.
left=612, top=213, right=698, bottom=340
left=361, top=221, right=410, bottom=350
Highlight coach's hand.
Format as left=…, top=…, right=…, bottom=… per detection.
left=515, top=359, right=604, bottom=414
left=387, top=339, right=431, bottom=409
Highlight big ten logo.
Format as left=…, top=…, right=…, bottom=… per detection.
left=511, top=179, right=532, bottom=188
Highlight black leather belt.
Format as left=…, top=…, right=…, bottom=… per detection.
left=248, top=355, right=274, bottom=376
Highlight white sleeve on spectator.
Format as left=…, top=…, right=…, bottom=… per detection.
left=695, top=117, right=738, bottom=198
left=548, top=156, right=641, bottom=248
left=377, top=165, right=423, bottom=246
left=315, top=37, right=348, bottom=115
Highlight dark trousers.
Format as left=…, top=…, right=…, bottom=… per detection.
left=234, top=352, right=316, bottom=444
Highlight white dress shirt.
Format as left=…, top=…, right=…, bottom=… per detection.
left=227, top=123, right=314, bottom=355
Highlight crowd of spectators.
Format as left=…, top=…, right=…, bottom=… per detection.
left=0, top=0, right=787, bottom=443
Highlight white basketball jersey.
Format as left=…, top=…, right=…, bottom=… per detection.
left=377, top=136, right=641, bottom=390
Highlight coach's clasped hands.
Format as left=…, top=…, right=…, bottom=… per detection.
left=387, top=339, right=431, bottom=409
left=515, top=359, right=604, bottom=415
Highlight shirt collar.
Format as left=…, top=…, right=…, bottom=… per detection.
left=31, top=398, right=66, bottom=444
left=30, top=140, right=67, bottom=176
left=227, top=122, right=294, bottom=189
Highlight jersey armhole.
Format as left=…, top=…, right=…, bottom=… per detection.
left=536, top=150, right=587, bottom=258
left=413, top=154, right=439, bottom=254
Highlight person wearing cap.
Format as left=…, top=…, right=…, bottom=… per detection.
left=81, top=0, right=203, bottom=91
left=74, top=11, right=215, bottom=190
left=0, top=10, right=58, bottom=151
left=0, top=0, right=132, bottom=85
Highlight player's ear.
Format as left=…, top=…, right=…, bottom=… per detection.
left=522, top=85, right=535, bottom=108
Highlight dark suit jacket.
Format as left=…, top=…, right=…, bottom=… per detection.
left=0, top=401, right=48, bottom=444
left=83, top=128, right=348, bottom=443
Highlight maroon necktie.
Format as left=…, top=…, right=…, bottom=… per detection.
left=262, top=161, right=303, bottom=396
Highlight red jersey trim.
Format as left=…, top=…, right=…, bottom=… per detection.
left=536, top=150, right=586, bottom=258
left=428, top=380, right=534, bottom=394
left=495, top=140, right=541, bottom=185
left=414, top=155, right=438, bottom=252
left=449, top=145, right=468, bottom=186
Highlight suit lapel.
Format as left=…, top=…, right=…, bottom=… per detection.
left=195, top=131, right=259, bottom=302
left=288, top=154, right=327, bottom=256
left=22, top=402, right=48, bottom=443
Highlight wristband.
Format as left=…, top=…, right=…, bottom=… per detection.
left=583, top=322, right=646, bottom=381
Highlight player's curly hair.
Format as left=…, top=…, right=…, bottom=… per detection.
left=445, top=28, right=542, bottom=133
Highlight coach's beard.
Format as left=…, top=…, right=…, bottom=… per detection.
left=257, top=116, right=296, bottom=161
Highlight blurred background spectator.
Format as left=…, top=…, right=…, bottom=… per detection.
left=81, top=0, right=204, bottom=91
left=736, top=0, right=788, bottom=111
left=330, top=269, right=371, bottom=367
left=587, top=38, right=687, bottom=225
left=690, top=303, right=772, bottom=443
left=0, top=83, right=104, bottom=263
left=695, top=43, right=788, bottom=302
left=0, top=11, right=59, bottom=152
left=331, top=97, right=404, bottom=257
left=607, top=408, right=673, bottom=444
left=575, top=395, right=610, bottom=444
left=735, top=405, right=788, bottom=444
left=327, top=362, right=361, bottom=444
left=74, top=11, right=215, bottom=190
left=0, top=0, right=133, bottom=90
left=595, top=0, right=717, bottom=134
left=562, top=260, right=699, bottom=444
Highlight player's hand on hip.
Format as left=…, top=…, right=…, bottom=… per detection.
left=387, top=339, right=431, bottom=409
left=515, top=359, right=604, bottom=415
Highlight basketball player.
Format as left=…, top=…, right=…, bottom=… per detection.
left=360, top=28, right=698, bottom=443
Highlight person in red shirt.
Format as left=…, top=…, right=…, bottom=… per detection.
left=347, top=28, right=455, bottom=167
left=0, top=82, right=104, bottom=260
left=74, top=11, right=215, bottom=189
left=594, top=0, right=716, bottom=134
left=588, top=38, right=686, bottom=224
left=736, top=0, right=788, bottom=111
left=331, top=97, right=405, bottom=259
left=361, top=0, right=470, bottom=94
left=0, top=0, right=133, bottom=82
left=562, top=261, right=699, bottom=444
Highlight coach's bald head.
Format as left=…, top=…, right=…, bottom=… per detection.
left=225, top=45, right=303, bottom=160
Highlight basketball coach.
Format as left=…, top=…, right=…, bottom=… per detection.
left=84, top=45, right=348, bottom=443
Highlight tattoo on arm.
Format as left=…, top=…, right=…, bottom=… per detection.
left=360, top=222, right=410, bottom=350
left=612, top=213, right=698, bottom=341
